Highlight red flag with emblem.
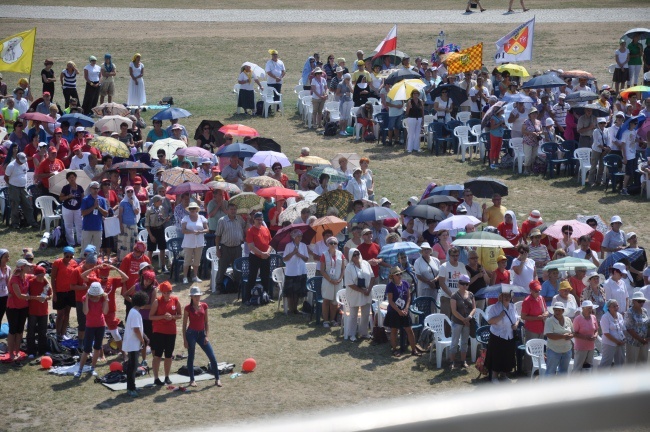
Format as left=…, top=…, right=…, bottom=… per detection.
left=495, top=18, right=535, bottom=63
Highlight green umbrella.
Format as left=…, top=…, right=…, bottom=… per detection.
left=451, top=231, right=514, bottom=248
left=306, top=166, right=348, bottom=183
left=229, top=192, right=264, bottom=214
left=543, top=257, right=597, bottom=272
left=314, top=189, right=353, bottom=218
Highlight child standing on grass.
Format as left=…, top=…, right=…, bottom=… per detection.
left=123, top=291, right=149, bottom=397
left=75, top=282, right=108, bottom=378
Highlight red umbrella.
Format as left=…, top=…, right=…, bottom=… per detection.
left=559, top=70, right=595, bottom=80
left=256, top=187, right=300, bottom=200
left=270, top=223, right=316, bottom=252
left=218, top=124, right=259, bottom=138
left=19, top=112, right=56, bottom=123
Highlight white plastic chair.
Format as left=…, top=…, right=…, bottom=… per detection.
left=306, top=262, right=316, bottom=280
left=35, top=196, right=61, bottom=232
left=297, top=90, right=311, bottom=114
left=474, top=308, right=488, bottom=327
left=371, top=284, right=386, bottom=304
left=424, top=313, right=453, bottom=368
left=25, top=172, right=34, bottom=188
left=302, top=98, right=313, bottom=127
left=514, top=300, right=523, bottom=317
left=324, top=101, right=341, bottom=122
left=164, top=226, right=180, bottom=242
left=525, top=338, right=547, bottom=380
left=574, top=148, right=592, bottom=186
left=138, top=228, right=159, bottom=261
left=454, top=125, right=477, bottom=162
left=272, top=267, right=287, bottom=314
left=262, top=87, right=283, bottom=118
left=206, top=246, right=219, bottom=293
left=367, top=98, right=379, bottom=106
left=509, top=137, right=525, bottom=173
left=456, top=111, right=471, bottom=125
left=336, top=289, right=350, bottom=338
left=293, top=84, right=303, bottom=94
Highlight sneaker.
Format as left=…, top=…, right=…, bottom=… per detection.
left=339, top=131, right=348, bottom=136
left=491, top=376, right=500, bottom=384
left=140, top=360, right=148, bottom=367
left=182, top=277, right=189, bottom=284
left=322, top=321, right=330, bottom=328
left=128, top=390, right=139, bottom=398
left=192, top=276, right=202, bottom=283
left=154, top=378, right=164, bottom=386
left=330, top=321, right=339, bottom=327
left=90, top=368, right=98, bottom=377
left=620, top=188, right=629, bottom=196
left=74, top=370, right=82, bottom=378
left=349, top=336, right=357, bottom=342
left=164, top=376, right=172, bottom=385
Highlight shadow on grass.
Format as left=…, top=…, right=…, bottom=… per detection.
left=94, top=393, right=140, bottom=409
left=242, top=311, right=307, bottom=331
left=317, top=339, right=395, bottom=371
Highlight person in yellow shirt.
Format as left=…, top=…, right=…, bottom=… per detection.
left=351, top=61, right=372, bottom=84
left=482, top=193, right=507, bottom=228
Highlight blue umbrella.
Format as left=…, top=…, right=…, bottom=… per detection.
left=59, top=113, right=95, bottom=127
left=598, top=248, right=645, bottom=278
left=616, top=115, right=646, bottom=140
left=350, top=206, right=399, bottom=223
left=502, top=93, right=534, bottom=103
left=475, top=284, right=528, bottom=299
left=151, top=107, right=192, bottom=121
left=429, top=184, right=464, bottom=196
left=215, top=143, right=258, bottom=158
left=521, top=73, right=566, bottom=89
left=378, top=242, right=421, bottom=260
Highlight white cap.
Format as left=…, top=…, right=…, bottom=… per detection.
left=408, top=196, right=419, bottom=204
left=612, top=262, right=628, bottom=275
left=626, top=232, right=636, bottom=240
left=610, top=215, right=622, bottom=224
left=545, top=118, right=555, bottom=126
left=597, top=117, right=607, bottom=123
left=615, top=111, right=625, bottom=118
left=559, top=93, right=566, bottom=99
left=139, top=261, right=152, bottom=271
left=88, top=282, right=104, bottom=296
left=580, top=300, right=598, bottom=310
left=379, top=197, right=392, bottom=206
left=75, top=126, right=85, bottom=133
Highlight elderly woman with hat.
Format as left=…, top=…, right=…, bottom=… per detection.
left=282, top=229, right=309, bottom=315
left=74, top=281, right=108, bottom=378
left=521, top=107, right=543, bottom=175
left=345, top=167, right=368, bottom=201
left=600, top=298, right=627, bottom=369
left=336, top=72, right=354, bottom=135
left=573, top=300, right=600, bottom=372
left=581, top=270, right=606, bottom=321
left=385, top=266, right=421, bottom=357
left=310, top=67, right=328, bottom=129
left=552, top=281, right=579, bottom=318
left=604, top=262, right=630, bottom=313
left=150, top=281, right=182, bottom=385
left=485, top=286, right=520, bottom=383
left=181, top=202, right=208, bottom=284
left=320, top=236, right=346, bottom=327
left=237, top=63, right=263, bottom=115
left=344, top=248, right=373, bottom=341
left=183, top=286, right=222, bottom=387
left=543, top=302, right=574, bottom=376
left=624, top=291, right=649, bottom=364
left=602, top=215, right=626, bottom=257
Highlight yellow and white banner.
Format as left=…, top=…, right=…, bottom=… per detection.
left=494, top=18, right=535, bottom=64
left=0, top=28, right=36, bottom=74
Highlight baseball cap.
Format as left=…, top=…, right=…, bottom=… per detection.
left=16, top=152, right=26, bottom=163
left=48, top=146, right=58, bottom=153
left=612, top=262, right=627, bottom=275
left=626, top=232, right=636, bottom=240
left=158, top=281, right=172, bottom=292
left=33, top=265, right=46, bottom=275
left=529, top=280, right=542, bottom=291
left=559, top=93, right=566, bottom=99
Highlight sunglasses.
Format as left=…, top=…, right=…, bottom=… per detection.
left=352, top=252, right=360, bottom=257
left=127, top=190, right=134, bottom=194
left=458, top=281, right=469, bottom=286
left=563, top=230, right=573, bottom=235
left=328, top=242, right=338, bottom=246
left=635, top=300, right=646, bottom=304
left=449, top=254, right=460, bottom=257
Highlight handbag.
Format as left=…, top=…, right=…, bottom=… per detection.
left=103, top=216, right=120, bottom=237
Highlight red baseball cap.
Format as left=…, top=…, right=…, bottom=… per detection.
left=133, top=176, right=142, bottom=184
left=529, top=280, right=542, bottom=292
left=158, top=281, right=172, bottom=292
left=54, top=127, right=63, bottom=134
left=33, top=265, right=46, bottom=275
left=72, top=145, right=82, bottom=152
left=48, top=146, right=57, bottom=153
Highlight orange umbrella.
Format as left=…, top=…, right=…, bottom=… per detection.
left=310, top=216, right=347, bottom=242
left=218, top=124, right=259, bottom=138
left=255, top=187, right=300, bottom=200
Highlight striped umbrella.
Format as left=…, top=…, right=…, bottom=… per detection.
left=89, top=136, right=131, bottom=158
left=386, top=79, right=427, bottom=101
left=160, top=167, right=202, bottom=186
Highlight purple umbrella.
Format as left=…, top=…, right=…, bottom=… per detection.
left=270, top=223, right=316, bottom=252
left=175, top=147, right=213, bottom=159
left=167, top=182, right=211, bottom=195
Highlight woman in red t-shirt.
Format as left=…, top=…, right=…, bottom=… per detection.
left=149, top=281, right=182, bottom=386
left=182, top=286, right=221, bottom=387
left=267, top=198, right=285, bottom=236
left=489, top=255, right=511, bottom=305
left=7, top=259, right=32, bottom=360
left=27, top=266, right=52, bottom=357
left=75, top=282, right=108, bottom=378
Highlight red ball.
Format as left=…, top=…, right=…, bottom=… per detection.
left=41, top=356, right=53, bottom=369
left=109, top=361, right=123, bottom=372
left=242, top=358, right=257, bottom=373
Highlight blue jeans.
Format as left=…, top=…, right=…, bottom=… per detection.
left=186, top=329, right=219, bottom=381
left=545, top=347, right=572, bottom=376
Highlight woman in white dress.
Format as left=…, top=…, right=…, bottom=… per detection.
left=127, top=53, right=146, bottom=107
left=320, top=236, right=346, bottom=328
left=343, top=248, right=373, bottom=341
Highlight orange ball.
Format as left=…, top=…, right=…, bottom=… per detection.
left=109, top=361, right=123, bottom=372
left=41, top=356, right=53, bottom=369
left=242, top=358, right=257, bottom=373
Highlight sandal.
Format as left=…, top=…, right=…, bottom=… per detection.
left=465, top=9, right=471, bottom=13
left=411, top=350, right=422, bottom=357
left=480, top=8, right=486, bottom=12
left=215, top=379, right=223, bottom=387
left=189, top=381, right=197, bottom=387
left=391, top=348, right=402, bottom=357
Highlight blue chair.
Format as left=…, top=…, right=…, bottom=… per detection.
left=373, top=112, right=390, bottom=145
left=467, top=118, right=481, bottom=129
left=481, top=132, right=491, bottom=164
left=306, top=276, right=323, bottom=324
left=409, top=296, right=437, bottom=337
left=166, top=238, right=185, bottom=282
left=233, top=257, right=261, bottom=301
left=268, top=253, right=285, bottom=298
left=541, top=142, right=568, bottom=178
left=428, top=122, right=453, bottom=155
left=287, top=180, right=298, bottom=190
left=445, top=120, right=462, bottom=153
left=603, top=154, right=625, bottom=193
left=559, top=140, right=578, bottom=176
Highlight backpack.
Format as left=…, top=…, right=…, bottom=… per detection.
left=324, top=121, right=338, bottom=136
left=249, top=284, right=270, bottom=306
left=50, top=353, right=76, bottom=366
left=220, top=273, right=237, bottom=294
left=178, top=365, right=203, bottom=377
left=95, top=371, right=127, bottom=384
left=37, top=261, right=53, bottom=275
left=46, top=334, right=66, bottom=354
left=256, top=101, right=264, bottom=116
left=475, top=348, right=488, bottom=377
left=364, top=131, right=376, bottom=142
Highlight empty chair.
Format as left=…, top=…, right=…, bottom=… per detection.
left=297, top=89, right=311, bottom=114
left=559, top=140, right=578, bottom=176
left=272, top=267, right=287, bottom=314
left=206, top=246, right=219, bottom=293
left=233, top=83, right=241, bottom=114
left=424, top=313, right=453, bottom=368
left=541, top=142, right=569, bottom=178
left=454, top=125, right=478, bottom=162
left=428, top=122, right=453, bottom=155
left=35, top=196, right=61, bottom=232
left=525, top=338, right=548, bottom=379
left=306, top=276, right=324, bottom=324
left=573, top=148, right=592, bottom=186
left=262, top=86, right=283, bottom=118
left=466, top=118, right=482, bottom=129
left=603, top=153, right=625, bottom=193
left=508, top=137, right=525, bottom=173
left=456, top=111, right=471, bottom=125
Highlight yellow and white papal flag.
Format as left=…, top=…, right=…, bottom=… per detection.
left=0, top=28, right=36, bottom=74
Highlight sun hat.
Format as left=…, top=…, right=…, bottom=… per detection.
left=610, top=215, right=622, bottom=224
left=326, top=236, right=338, bottom=245
left=16, top=258, right=32, bottom=268
left=559, top=281, right=572, bottom=291
left=529, top=107, right=538, bottom=114
left=615, top=111, right=625, bottom=118
left=626, top=232, right=636, bottom=241
left=356, top=60, right=365, bottom=66
left=580, top=300, right=598, bottom=309
left=85, top=254, right=97, bottom=265
left=16, top=152, right=26, bottom=163
left=48, top=146, right=57, bottom=153
left=125, top=186, right=134, bottom=192
left=632, top=291, right=648, bottom=302
left=389, top=266, right=404, bottom=277
left=88, top=282, right=104, bottom=296
left=552, top=302, right=565, bottom=310
left=529, top=280, right=542, bottom=292
left=612, top=262, right=627, bottom=275
left=189, top=286, right=203, bottom=296
left=361, top=228, right=372, bottom=235
left=89, top=55, right=97, bottom=62
left=142, top=270, right=156, bottom=281
left=545, top=118, right=555, bottom=126
left=582, top=270, right=604, bottom=285
left=420, top=242, right=432, bottom=250
left=559, top=93, right=566, bottom=99
left=529, top=228, right=542, bottom=237
left=497, top=254, right=508, bottom=262
left=313, top=67, right=323, bottom=74
left=459, top=274, right=471, bottom=284
left=186, top=202, right=200, bottom=211
left=139, top=261, right=152, bottom=271
left=158, top=281, right=173, bottom=292
left=253, top=211, right=264, bottom=219
left=335, top=66, right=343, bottom=73
left=379, top=197, right=392, bottom=206
left=408, top=196, right=419, bottom=204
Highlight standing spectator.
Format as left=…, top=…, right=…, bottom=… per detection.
left=74, top=282, right=107, bottom=378
left=237, top=64, right=263, bottom=115
left=81, top=56, right=101, bottom=115
left=438, top=247, right=469, bottom=326
left=469, top=77, right=489, bottom=120
left=485, top=287, right=519, bottom=383
left=7, top=259, right=33, bottom=360
left=528, top=229, right=550, bottom=280
left=117, top=186, right=140, bottom=262
left=221, top=155, right=246, bottom=191
left=572, top=235, right=600, bottom=266
left=60, top=61, right=80, bottom=108
left=1, top=98, right=20, bottom=133
left=144, top=195, right=170, bottom=272
left=344, top=248, right=373, bottom=341
left=449, top=274, right=475, bottom=368
left=385, top=267, right=421, bottom=357
left=624, top=292, right=649, bottom=365
left=458, top=189, right=481, bottom=220
left=602, top=215, right=626, bottom=256
left=551, top=93, right=570, bottom=138
left=282, top=229, right=309, bottom=314
left=181, top=202, right=208, bottom=284
left=626, top=233, right=647, bottom=288
left=127, top=53, right=146, bottom=107
left=512, top=244, right=536, bottom=291
left=51, top=247, right=78, bottom=340
left=4, top=151, right=38, bottom=229
left=59, top=171, right=84, bottom=247
left=123, top=290, right=148, bottom=398
left=0, top=249, right=10, bottom=327
left=80, top=181, right=109, bottom=251
left=576, top=107, right=597, bottom=149
left=481, top=193, right=507, bottom=227
left=613, top=40, right=630, bottom=93
left=628, top=34, right=643, bottom=86
left=119, top=242, right=152, bottom=294
left=70, top=252, right=97, bottom=344
left=544, top=302, right=574, bottom=376
left=620, top=117, right=640, bottom=196
left=405, top=89, right=424, bottom=153
left=320, top=236, right=345, bottom=327
left=26, top=265, right=51, bottom=358
left=99, top=53, right=117, bottom=105
left=522, top=108, right=543, bottom=174
left=599, top=299, right=626, bottom=369
left=245, top=212, right=272, bottom=302
left=214, top=203, right=245, bottom=293
left=265, top=49, right=285, bottom=114
left=310, top=67, right=328, bottom=128
left=604, top=262, right=631, bottom=312
left=149, top=281, right=182, bottom=386
left=573, top=300, right=599, bottom=372
left=520, top=280, right=548, bottom=374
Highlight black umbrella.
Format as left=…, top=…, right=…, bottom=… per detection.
left=245, top=137, right=282, bottom=153
left=385, top=70, right=422, bottom=85
left=401, top=205, right=445, bottom=221
left=564, top=90, right=598, bottom=103
left=193, top=119, right=225, bottom=145
left=521, top=73, right=566, bottom=89
left=573, top=104, right=610, bottom=118
left=418, top=195, right=459, bottom=206
left=429, top=84, right=468, bottom=107
left=464, top=177, right=508, bottom=198
left=110, top=161, right=151, bottom=171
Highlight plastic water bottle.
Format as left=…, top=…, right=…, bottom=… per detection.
left=230, top=373, right=241, bottom=379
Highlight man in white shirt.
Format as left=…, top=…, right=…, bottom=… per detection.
left=457, top=72, right=476, bottom=112
left=4, top=152, right=38, bottom=228
left=457, top=188, right=481, bottom=219
left=69, top=145, right=90, bottom=170
left=265, top=50, right=286, bottom=114
left=351, top=50, right=364, bottom=72
left=589, top=117, right=610, bottom=186
left=571, top=235, right=600, bottom=266
left=469, top=77, right=490, bottom=119
left=551, top=93, right=570, bottom=138
left=438, top=247, right=469, bottom=322
left=414, top=243, right=440, bottom=299
left=12, top=87, right=29, bottom=115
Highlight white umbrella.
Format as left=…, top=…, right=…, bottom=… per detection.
left=279, top=200, right=316, bottom=224
left=249, top=151, right=290, bottom=168
left=297, top=190, right=319, bottom=202
left=48, top=169, right=92, bottom=195
left=95, top=115, right=132, bottom=133
left=148, top=138, right=187, bottom=159
left=435, top=215, right=481, bottom=231
left=330, top=153, right=361, bottom=171
left=242, top=62, right=266, bottom=80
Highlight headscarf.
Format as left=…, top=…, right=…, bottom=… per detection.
left=0, top=249, right=8, bottom=263
left=348, top=247, right=360, bottom=262
left=121, top=187, right=141, bottom=216
left=103, top=53, right=114, bottom=73
left=132, top=53, right=141, bottom=63
left=505, top=210, right=519, bottom=236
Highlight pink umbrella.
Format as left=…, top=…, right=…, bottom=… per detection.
left=19, top=112, right=56, bottom=123
left=175, top=147, right=213, bottom=159
left=639, top=119, right=650, bottom=141
left=543, top=219, right=594, bottom=240
left=167, top=182, right=211, bottom=195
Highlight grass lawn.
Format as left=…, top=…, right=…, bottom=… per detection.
left=0, top=17, right=649, bottom=431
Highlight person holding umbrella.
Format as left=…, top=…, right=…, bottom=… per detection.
left=238, top=64, right=263, bottom=115
left=282, top=229, right=309, bottom=314
left=246, top=212, right=272, bottom=302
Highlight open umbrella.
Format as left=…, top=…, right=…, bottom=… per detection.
left=298, top=190, right=319, bottom=202
left=167, top=182, right=210, bottom=195
left=216, top=143, right=258, bottom=159
left=384, top=69, right=422, bottom=85
left=92, top=103, right=129, bottom=117
left=175, top=146, right=213, bottom=159
left=330, top=153, right=361, bottom=171
left=89, top=136, right=131, bottom=158
left=306, top=166, right=347, bottom=183
left=616, top=115, right=646, bottom=140
left=59, top=113, right=94, bottom=127
left=148, top=138, right=186, bottom=160
left=543, top=257, right=597, bottom=272
left=576, top=214, right=607, bottom=235
left=401, top=205, right=445, bottom=221
left=279, top=200, right=316, bottom=224
left=205, top=181, right=241, bottom=194
left=451, top=231, right=514, bottom=248
left=521, top=73, right=566, bottom=89
left=245, top=137, right=282, bottom=153
left=559, top=70, right=595, bottom=80
left=481, top=101, right=506, bottom=128
left=242, top=62, right=266, bottom=79
left=218, top=124, right=259, bottom=138
left=377, top=242, right=422, bottom=261
left=314, top=189, right=353, bottom=218
left=475, top=284, right=528, bottom=299
left=622, top=28, right=650, bottom=42
left=160, top=167, right=202, bottom=186
left=193, top=119, right=224, bottom=142
left=620, top=85, right=650, bottom=100
left=564, top=90, right=599, bottom=103
left=152, top=107, right=192, bottom=121
left=497, top=64, right=529, bottom=78
left=428, top=184, right=464, bottom=196
left=543, top=220, right=594, bottom=240
left=418, top=195, right=459, bottom=206
left=429, top=84, right=468, bottom=107
left=435, top=215, right=481, bottom=231
left=386, top=79, right=427, bottom=101
left=270, top=223, right=317, bottom=253
left=598, top=248, right=645, bottom=278
left=639, top=117, right=650, bottom=141
left=464, top=177, right=508, bottom=198
left=351, top=206, right=399, bottom=223
left=310, top=216, right=347, bottom=242
left=19, top=112, right=55, bottom=123
left=364, top=50, right=409, bottom=67
left=294, top=155, right=331, bottom=167
left=256, top=187, right=300, bottom=200
left=502, top=93, right=534, bottom=103
left=243, top=176, right=283, bottom=188
left=110, top=160, right=150, bottom=171
left=95, top=115, right=132, bottom=133
left=48, top=169, right=92, bottom=195
left=229, top=192, right=263, bottom=214
left=573, top=104, right=611, bottom=118
left=249, top=151, right=290, bottom=168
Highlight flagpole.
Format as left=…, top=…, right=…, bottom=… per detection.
left=27, top=27, right=36, bottom=99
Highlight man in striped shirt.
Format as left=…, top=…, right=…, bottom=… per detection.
left=214, top=203, right=246, bottom=293
left=551, top=93, right=570, bottom=138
